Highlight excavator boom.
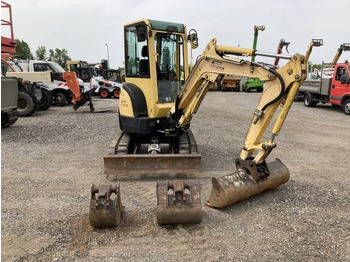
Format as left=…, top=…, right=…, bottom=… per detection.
left=166, top=38, right=321, bottom=208
left=170, top=38, right=306, bottom=165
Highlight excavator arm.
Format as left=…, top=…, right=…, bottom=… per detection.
left=164, top=38, right=321, bottom=209
left=168, top=38, right=308, bottom=166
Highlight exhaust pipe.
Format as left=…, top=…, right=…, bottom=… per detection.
left=206, top=159, right=289, bottom=208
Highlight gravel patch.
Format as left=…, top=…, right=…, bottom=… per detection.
left=2, top=94, right=349, bottom=261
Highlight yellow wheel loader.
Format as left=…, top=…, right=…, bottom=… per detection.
left=90, top=18, right=322, bottom=227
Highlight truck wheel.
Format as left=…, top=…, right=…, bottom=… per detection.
left=100, top=88, right=111, bottom=98
left=38, top=89, right=54, bottom=111
left=113, top=89, right=120, bottom=99
left=54, top=93, right=67, bottom=107
left=17, top=90, right=38, bottom=117
left=1, top=112, right=18, bottom=128
left=303, top=93, right=316, bottom=107
left=342, top=99, right=350, bottom=115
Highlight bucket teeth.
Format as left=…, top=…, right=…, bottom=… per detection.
left=206, top=159, right=290, bottom=208
left=89, top=183, right=124, bottom=228
left=156, top=180, right=202, bottom=225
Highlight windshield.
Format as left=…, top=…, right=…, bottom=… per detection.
left=8, top=60, right=23, bottom=72
left=49, top=62, right=65, bottom=73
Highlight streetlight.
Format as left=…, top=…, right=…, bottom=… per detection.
left=105, top=43, right=109, bottom=68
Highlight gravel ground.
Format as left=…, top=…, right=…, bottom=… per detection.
left=1, top=93, right=349, bottom=262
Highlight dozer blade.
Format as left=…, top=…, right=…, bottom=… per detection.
left=104, top=130, right=201, bottom=175
left=206, top=159, right=290, bottom=208
left=89, top=183, right=124, bottom=227
left=157, top=180, right=202, bottom=225
left=104, top=154, right=201, bottom=175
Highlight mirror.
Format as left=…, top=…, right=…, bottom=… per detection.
left=137, top=24, right=147, bottom=42
left=187, top=29, right=198, bottom=49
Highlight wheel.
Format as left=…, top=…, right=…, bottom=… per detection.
left=303, top=93, right=317, bottom=107
left=17, top=90, right=38, bottom=117
left=218, top=84, right=226, bottom=92
left=54, top=93, right=67, bottom=107
left=113, top=89, right=120, bottom=99
left=342, top=99, right=350, bottom=115
left=1, top=111, right=18, bottom=128
left=38, top=89, right=53, bottom=111
left=100, top=88, right=111, bottom=98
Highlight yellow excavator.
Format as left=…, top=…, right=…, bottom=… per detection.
left=89, top=19, right=322, bottom=227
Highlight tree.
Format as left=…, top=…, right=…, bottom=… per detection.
left=15, top=39, right=33, bottom=60
left=35, top=46, right=47, bottom=60
left=48, top=48, right=71, bottom=69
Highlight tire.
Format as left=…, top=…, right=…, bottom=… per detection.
left=17, top=90, right=38, bottom=117
left=1, top=111, right=18, bottom=128
left=220, top=84, right=227, bottom=92
left=342, top=99, right=350, bottom=115
left=304, top=93, right=317, bottom=107
left=100, top=88, right=111, bottom=98
left=113, top=89, right=120, bottom=99
left=54, top=93, right=67, bottom=107
left=38, top=89, right=54, bottom=111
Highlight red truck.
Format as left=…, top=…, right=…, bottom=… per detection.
left=298, top=62, right=350, bottom=115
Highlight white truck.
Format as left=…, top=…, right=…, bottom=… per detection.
left=17, top=60, right=93, bottom=106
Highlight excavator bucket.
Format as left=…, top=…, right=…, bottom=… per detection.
left=89, top=183, right=124, bottom=227
left=206, top=159, right=290, bottom=208
left=157, top=180, right=202, bottom=225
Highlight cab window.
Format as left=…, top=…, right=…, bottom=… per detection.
left=154, top=32, right=184, bottom=102
left=33, top=63, right=51, bottom=72
left=335, top=67, right=348, bottom=81
left=125, top=23, right=149, bottom=77
left=1, top=60, right=13, bottom=73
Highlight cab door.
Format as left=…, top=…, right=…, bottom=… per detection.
left=330, top=65, right=350, bottom=105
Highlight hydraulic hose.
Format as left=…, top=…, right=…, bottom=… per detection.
left=260, top=66, right=285, bottom=112
left=245, top=61, right=285, bottom=113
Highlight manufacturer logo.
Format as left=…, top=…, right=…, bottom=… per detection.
left=211, top=61, right=224, bottom=71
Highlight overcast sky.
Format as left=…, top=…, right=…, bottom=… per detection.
left=3, top=0, right=349, bottom=68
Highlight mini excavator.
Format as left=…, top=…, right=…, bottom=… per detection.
left=89, top=19, right=322, bottom=227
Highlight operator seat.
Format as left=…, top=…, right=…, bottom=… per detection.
left=139, top=45, right=149, bottom=76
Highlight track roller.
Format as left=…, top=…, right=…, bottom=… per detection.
left=156, top=180, right=202, bottom=225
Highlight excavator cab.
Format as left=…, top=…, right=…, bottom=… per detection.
left=104, top=19, right=201, bottom=176
left=121, top=19, right=191, bottom=132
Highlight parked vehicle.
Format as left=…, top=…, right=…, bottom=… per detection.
left=299, top=62, right=350, bottom=115
left=297, top=43, right=350, bottom=115
left=1, top=77, right=18, bottom=127
left=67, top=61, right=122, bottom=98
left=17, top=59, right=76, bottom=106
